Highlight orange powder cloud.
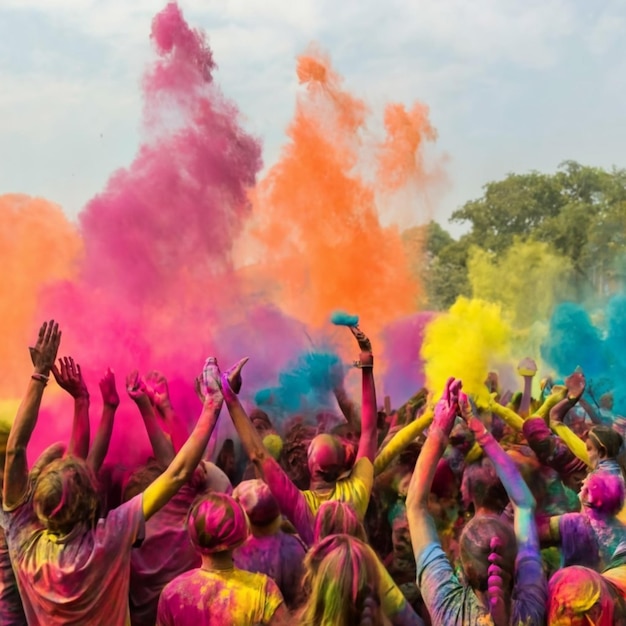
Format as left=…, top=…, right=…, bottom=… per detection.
left=0, top=194, right=82, bottom=396
left=248, top=47, right=439, bottom=342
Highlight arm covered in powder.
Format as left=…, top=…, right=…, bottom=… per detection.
left=406, top=379, right=461, bottom=558
left=87, top=368, right=119, bottom=473
left=51, top=356, right=91, bottom=459
left=141, top=358, right=241, bottom=521
left=374, top=407, right=433, bottom=476
left=127, top=371, right=176, bottom=466
left=460, top=392, right=547, bottom=623
left=4, top=320, right=61, bottom=509
left=220, top=369, right=314, bottom=544
left=350, top=326, right=378, bottom=463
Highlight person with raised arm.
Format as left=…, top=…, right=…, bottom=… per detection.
left=220, top=325, right=378, bottom=546
left=1, top=320, right=240, bottom=626
left=406, top=379, right=547, bottom=626
left=156, top=492, right=289, bottom=626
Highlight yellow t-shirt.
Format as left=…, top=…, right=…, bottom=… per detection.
left=157, top=567, right=284, bottom=626
left=302, top=457, right=374, bottom=519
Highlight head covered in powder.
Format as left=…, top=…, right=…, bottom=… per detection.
left=301, top=533, right=388, bottom=626
left=33, top=455, right=100, bottom=535
left=548, top=565, right=621, bottom=626
left=307, top=433, right=346, bottom=483
left=187, top=492, right=249, bottom=555
left=232, top=479, right=280, bottom=527
left=580, top=470, right=625, bottom=517
left=313, top=500, right=367, bottom=544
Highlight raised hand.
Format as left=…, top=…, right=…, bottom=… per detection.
left=126, top=370, right=149, bottom=402
left=219, top=358, right=249, bottom=400
left=458, top=391, right=475, bottom=423
left=29, top=320, right=62, bottom=375
left=517, top=357, right=537, bottom=377
left=565, top=370, right=585, bottom=401
left=99, top=368, right=119, bottom=408
left=433, top=377, right=462, bottom=434
left=51, top=357, right=89, bottom=399
left=145, top=371, right=171, bottom=410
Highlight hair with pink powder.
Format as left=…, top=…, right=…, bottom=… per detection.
left=187, top=492, right=249, bottom=555
left=232, top=479, right=280, bottom=526
left=583, top=470, right=625, bottom=516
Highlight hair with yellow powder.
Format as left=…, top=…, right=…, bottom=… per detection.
left=300, top=534, right=390, bottom=626
left=33, top=456, right=100, bottom=535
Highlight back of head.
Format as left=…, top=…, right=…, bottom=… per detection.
left=313, top=501, right=366, bottom=543
left=460, top=514, right=517, bottom=592
left=187, top=492, right=249, bottom=555
left=307, top=434, right=346, bottom=483
left=461, top=457, right=508, bottom=513
left=122, top=459, right=165, bottom=502
left=33, top=456, right=100, bottom=535
left=548, top=566, right=619, bottom=626
left=232, top=479, right=280, bottom=527
left=301, top=534, right=387, bottom=626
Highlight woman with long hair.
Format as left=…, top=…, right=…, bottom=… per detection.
left=299, top=533, right=390, bottom=626
left=406, top=379, right=547, bottom=626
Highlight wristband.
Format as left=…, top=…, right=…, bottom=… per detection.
left=31, top=373, right=49, bottom=386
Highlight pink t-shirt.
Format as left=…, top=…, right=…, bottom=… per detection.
left=3, top=494, right=145, bottom=626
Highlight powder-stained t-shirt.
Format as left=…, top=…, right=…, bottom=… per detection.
left=0, top=526, right=26, bottom=625
left=233, top=530, right=306, bottom=609
left=416, top=542, right=547, bottom=626
left=156, top=567, right=285, bottom=626
left=2, top=494, right=145, bottom=626
left=559, top=511, right=626, bottom=570
left=301, top=457, right=374, bottom=519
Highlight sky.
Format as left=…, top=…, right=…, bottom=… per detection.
left=0, top=0, right=625, bottom=236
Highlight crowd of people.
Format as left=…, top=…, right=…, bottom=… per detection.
left=1, top=318, right=626, bottom=625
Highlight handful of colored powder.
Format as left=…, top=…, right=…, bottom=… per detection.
left=330, top=311, right=359, bottom=327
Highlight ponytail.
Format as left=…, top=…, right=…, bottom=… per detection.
left=487, top=537, right=508, bottom=626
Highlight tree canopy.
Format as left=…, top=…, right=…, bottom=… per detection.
left=410, top=161, right=626, bottom=311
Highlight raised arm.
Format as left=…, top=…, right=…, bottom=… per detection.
left=406, top=378, right=461, bottom=557
left=127, top=371, right=175, bottom=467
left=4, top=320, right=61, bottom=509
left=374, top=406, right=434, bottom=476
left=220, top=363, right=315, bottom=544
left=145, top=371, right=190, bottom=452
left=87, top=368, right=119, bottom=474
left=548, top=371, right=590, bottom=465
left=349, top=326, right=378, bottom=463
left=141, top=358, right=232, bottom=521
left=459, top=393, right=534, bottom=511
left=517, top=358, right=537, bottom=419
left=51, top=356, right=90, bottom=459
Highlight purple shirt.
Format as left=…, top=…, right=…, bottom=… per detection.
left=233, top=530, right=306, bottom=609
